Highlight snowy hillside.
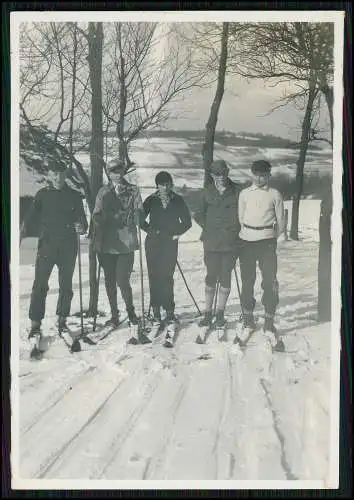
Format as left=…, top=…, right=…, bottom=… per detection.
left=19, top=135, right=332, bottom=196
left=13, top=195, right=336, bottom=487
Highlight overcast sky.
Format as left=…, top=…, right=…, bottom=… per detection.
left=165, top=78, right=329, bottom=141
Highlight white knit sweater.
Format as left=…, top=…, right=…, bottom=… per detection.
left=238, top=184, right=286, bottom=241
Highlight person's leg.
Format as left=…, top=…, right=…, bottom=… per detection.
left=258, top=239, right=279, bottom=331
left=239, top=241, right=257, bottom=327
left=215, top=252, right=237, bottom=326
left=145, top=237, right=162, bottom=320
left=199, top=250, right=221, bottom=326
left=160, top=240, right=178, bottom=322
left=56, top=237, right=78, bottom=329
left=98, top=253, right=120, bottom=324
left=116, top=252, right=138, bottom=323
left=29, top=238, right=56, bottom=333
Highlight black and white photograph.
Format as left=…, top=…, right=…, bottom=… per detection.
left=10, top=10, right=344, bottom=490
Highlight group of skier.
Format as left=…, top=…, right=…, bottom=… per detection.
left=21, top=155, right=286, bottom=350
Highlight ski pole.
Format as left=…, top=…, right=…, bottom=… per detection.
left=213, top=280, right=220, bottom=317
left=176, top=260, right=202, bottom=315
left=234, top=263, right=244, bottom=321
left=77, top=232, right=84, bottom=337
left=137, top=219, right=146, bottom=331
left=92, top=260, right=101, bottom=332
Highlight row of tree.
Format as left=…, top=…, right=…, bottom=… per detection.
left=20, top=21, right=334, bottom=314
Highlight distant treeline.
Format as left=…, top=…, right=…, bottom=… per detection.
left=62, top=129, right=321, bottom=150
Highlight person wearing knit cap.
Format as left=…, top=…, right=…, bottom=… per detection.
left=194, top=159, right=243, bottom=328
left=237, top=159, right=286, bottom=348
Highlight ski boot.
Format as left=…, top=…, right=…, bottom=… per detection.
left=58, top=316, right=81, bottom=353
left=215, top=311, right=228, bottom=342
left=235, top=314, right=257, bottom=347
left=263, top=318, right=285, bottom=352
left=163, top=312, right=178, bottom=348
left=28, top=322, right=43, bottom=360
left=196, top=311, right=213, bottom=344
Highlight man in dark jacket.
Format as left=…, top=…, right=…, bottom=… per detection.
left=91, top=158, right=143, bottom=327
left=140, top=171, right=192, bottom=329
left=21, top=160, right=88, bottom=336
left=194, top=159, right=243, bottom=328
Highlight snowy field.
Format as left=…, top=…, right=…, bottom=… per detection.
left=13, top=136, right=336, bottom=488
left=19, top=136, right=332, bottom=196
left=13, top=191, right=337, bottom=488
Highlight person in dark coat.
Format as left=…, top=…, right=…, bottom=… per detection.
left=193, top=159, right=243, bottom=328
left=91, top=158, right=143, bottom=327
left=140, top=171, right=192, bottom=327
left=317, top=186, right=332, bottom=322
left=20, top=160, right=88, bottom=336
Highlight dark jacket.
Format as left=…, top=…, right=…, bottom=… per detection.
left=22, top=184, right=88, bottom=241
left=193, top=178, right=242, bottom=252
left=140, top=191, right=192, bottom=240
left=91, top=180, right=143, bottom=254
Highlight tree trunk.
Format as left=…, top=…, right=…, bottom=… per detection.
left=117, top=27, right=127, bottom=163
left=202, top=22, right=229, bottom=186
left=290, top=85, right=318, bottom=240
left=322, top=84, right=333, bottom=147
left=87, top=22, right=104, bottom=316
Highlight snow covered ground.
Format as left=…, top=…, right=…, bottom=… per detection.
left=12, top=195, right=338, bottom=489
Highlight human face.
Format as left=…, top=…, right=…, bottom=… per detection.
left=109, top=169, right=125, bottom=184
left=157, top=182, right=173, bottom=196
left=48, top=169, right=66, bottom=189
left=211, top=173, right=227, bottom=189
left=253, top=171, right=270, bottom=188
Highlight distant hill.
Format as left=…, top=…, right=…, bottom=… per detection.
left=60, top=128, right=322, bottom=151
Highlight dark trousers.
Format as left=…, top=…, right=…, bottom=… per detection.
left=98, top=252, right=135, bottom=317
left=204, top=250, right=237, bottom=289
left=145, top=235, right=178, bottom=313
left=29, top=236, right=77, bottom=322
left=239, top=238, right=279, bottom=317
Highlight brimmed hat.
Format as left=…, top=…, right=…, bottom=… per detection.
left=251, top=160, right=272, bottom=175
left=210, top=159, right=229, bottom=176
left=107, top=158, right=126, bottom=173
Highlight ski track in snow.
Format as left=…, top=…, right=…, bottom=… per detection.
left=17, top=210, right=331, bottom=482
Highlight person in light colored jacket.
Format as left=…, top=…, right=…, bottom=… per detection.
left=237, top=160, right=286, bottom=343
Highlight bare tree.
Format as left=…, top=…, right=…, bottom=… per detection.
left=101, top=22, right=209, bottom=165
left=201, top=22, right=229, bottom=185
left=231, top=22, right=334, bottom=239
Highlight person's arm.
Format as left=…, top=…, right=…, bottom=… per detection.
left=73, top=193, right=89, bottom=234
left=139, top=196, right=152, bottom=233
left=20, top=190, right=42, bottom=243
left=193, top=191, right=207, bottom=228
left=92, top=187, right=108, bottom=227
left=274, top=190, right=286, bottom=237
left=174, top=198, right=192, bottom=237
left=238, top=190, right=246, bottom=228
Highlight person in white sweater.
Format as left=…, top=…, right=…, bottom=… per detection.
left=237, top=160, right=286, bottom=346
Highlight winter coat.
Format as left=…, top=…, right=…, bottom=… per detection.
left=22, top=183, right=88, bottom=242
left=90, top=180, right=143, bottom=254
left=140, top=191, right=192, bottom=240
left=193, top=178, right=243, bottom=252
